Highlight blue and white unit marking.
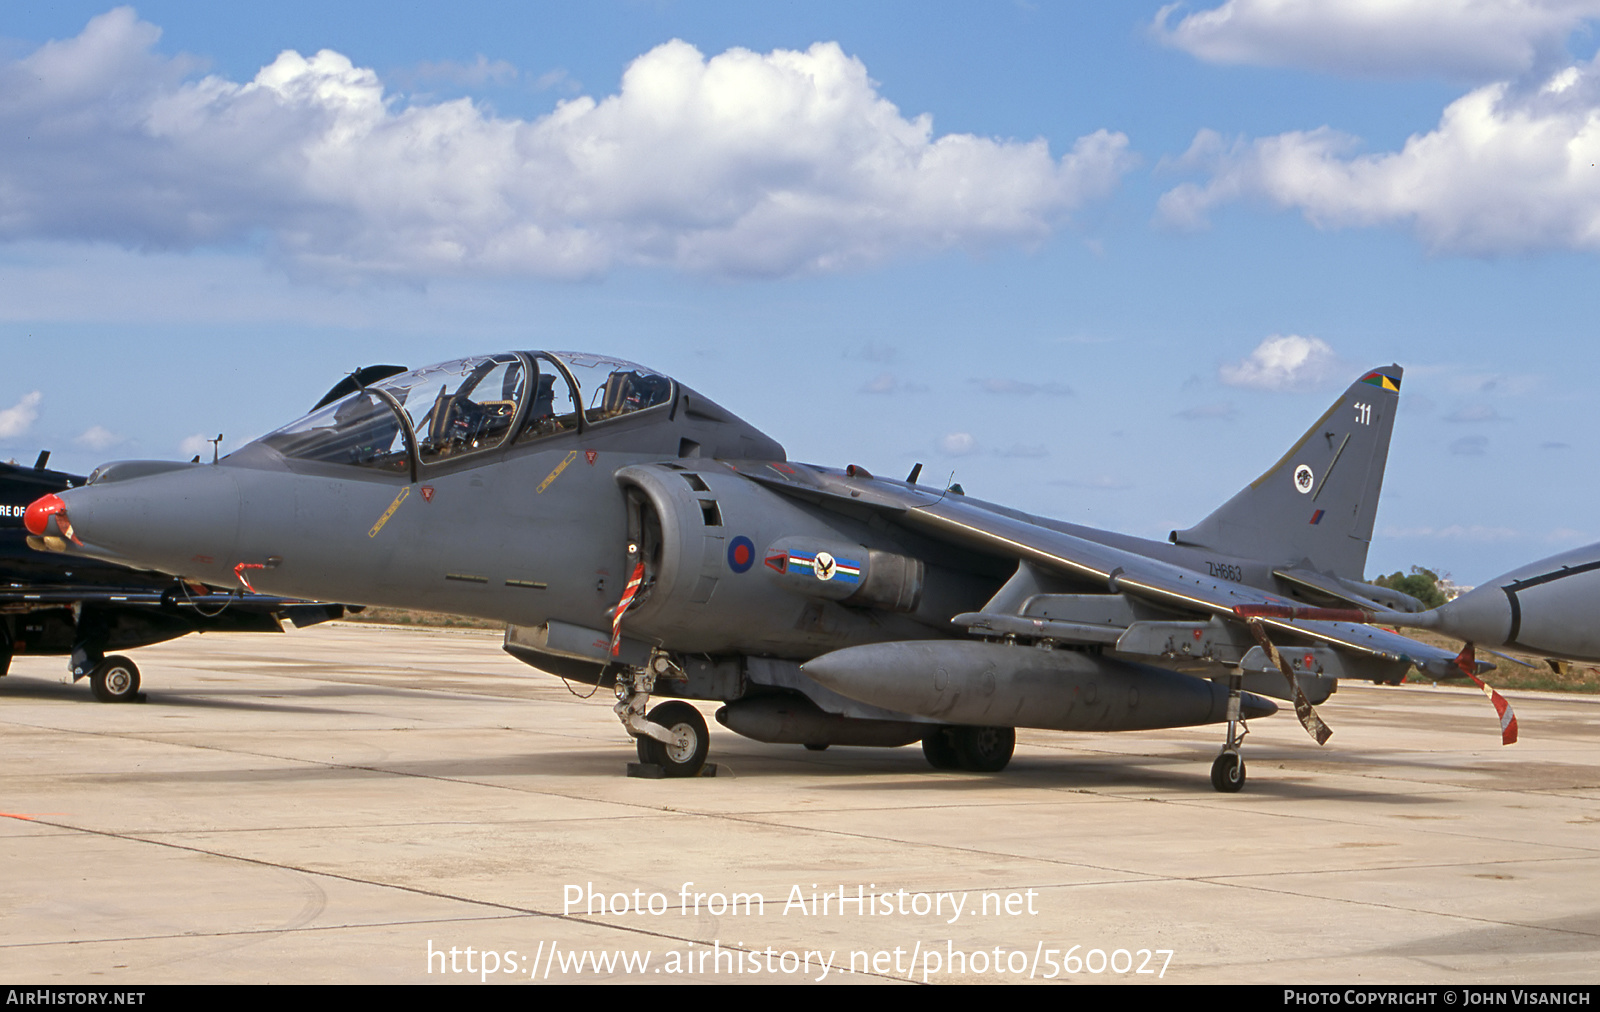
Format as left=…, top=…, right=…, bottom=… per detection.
left=787, top=549, right=861, bottom=585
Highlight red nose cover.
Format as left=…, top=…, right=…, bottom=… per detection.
left=23, top=493, right=66, bottom=536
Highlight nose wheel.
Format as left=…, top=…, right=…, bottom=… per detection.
left=633, top=701, right=710, bottom=777
left=89, top=655, right=142, bottom=703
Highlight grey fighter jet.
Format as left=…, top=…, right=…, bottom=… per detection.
left=24, top=353, right=1513, bottom=791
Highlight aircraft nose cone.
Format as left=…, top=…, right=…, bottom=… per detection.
left=45, top=463, right=246, bottom=585
left=23, top=493, right=66, bottom=536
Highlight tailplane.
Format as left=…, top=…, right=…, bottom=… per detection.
left=1171, top=365, right=1402, bottom=580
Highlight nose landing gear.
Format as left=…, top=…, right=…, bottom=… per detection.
left=615, top=668, right=714, bottom=778
left=634, top=700, right=710, bottom=777
left=69, top=612, right=145, bottom=703
left=88, top=655, right=142, bottom=703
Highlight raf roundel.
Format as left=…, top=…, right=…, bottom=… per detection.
left=727, top=536, right=755, bottom=573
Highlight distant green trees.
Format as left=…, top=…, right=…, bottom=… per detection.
left=1371, top=567, right=1449, bottom=609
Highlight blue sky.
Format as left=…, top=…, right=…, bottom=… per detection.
left=4, top=2, right=1599, bottom=584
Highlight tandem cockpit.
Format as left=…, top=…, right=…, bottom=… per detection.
left=250, top=352, right=677, bottom=476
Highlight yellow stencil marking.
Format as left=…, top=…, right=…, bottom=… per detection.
left=536, top=450, right=580, bottom=494
left=369, top=486, right=411, bottom=538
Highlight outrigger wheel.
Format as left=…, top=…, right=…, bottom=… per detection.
left=634, top=700, right=710, bottom=778
left=1211, top=751, right=1245, bottom=793
left=1211, top=669, right=1247, bottom=792
left=89, top=655, right=141, bottom=703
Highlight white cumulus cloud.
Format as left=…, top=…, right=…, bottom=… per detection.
left=1219, top=334, right=1339, bottom=391
left=0, top=392, right=42, bottom=439
left=0, top=9, right=1135, bottom=283
left=1159, top=49, right=1600, bottom=254
left=1153, top=0, right=1600, bottom=80
left=74, top=425, right=124, bottom=450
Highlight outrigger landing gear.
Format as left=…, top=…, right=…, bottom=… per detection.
left=1211, top=750, right=1245, bottom=792
left=1211, top=670, right=1247, bottom=793
left=614, top=667, right=714, bottom=778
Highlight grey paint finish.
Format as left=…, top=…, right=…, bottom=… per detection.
left=1173, top=367, right=1400, bottom=580
left=1392, top=542, right=1600, bottom=662
left=26, top=353, right=1569, bottom=784
left=802, top=640, right=1278, bottom=731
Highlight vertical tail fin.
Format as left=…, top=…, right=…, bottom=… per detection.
left=1171, top=366, right=1402, bottom=580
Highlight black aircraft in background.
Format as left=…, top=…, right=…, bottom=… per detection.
left=1, top=371, right=399, bottom=700
left=1, top=450, right=347, bottom=702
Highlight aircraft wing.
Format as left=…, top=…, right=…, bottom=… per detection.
left=732, top=459, right=1469, bottom=681
left=0, top=583, right=344, bottom=627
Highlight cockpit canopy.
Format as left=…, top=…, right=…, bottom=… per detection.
left=255, top=352, right=674, bottom=472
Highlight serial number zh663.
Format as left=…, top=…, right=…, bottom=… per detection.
left=1205, top=562, right=1244, bottom=582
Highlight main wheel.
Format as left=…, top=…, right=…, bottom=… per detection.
left=1211, top=751, right=1246, bottom=793
left=634, top=701, right=709, bottom=778
left=90, top=656, right=140, bottom=703
left=921, top=726, right=962, bottom=770
left=954, top=726, right=1015, bottom=772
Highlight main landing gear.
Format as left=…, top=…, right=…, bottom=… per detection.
left=921, top=725, right=1016, bottom=773
left=1212, top=670, right=1247, bottom=793
left=614, top=668, right=713, bottom=778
